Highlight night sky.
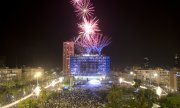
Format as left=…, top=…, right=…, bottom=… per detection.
left=1, top=0, right=179, bottom=68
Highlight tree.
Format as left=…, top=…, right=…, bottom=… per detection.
left=130, top=89, right=158, bottom=108
left=39, top=88, right=48, bottom=102
left=159, top=94, right=180, bottom=108
left=1, top=81, right=16, bottom=89
left=105, top=85, right=123, bottom=108
left=133, top=79, right=142, bottom=89
left=18, top=98, right=38, bottom=108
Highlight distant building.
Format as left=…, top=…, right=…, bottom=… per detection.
left=144, top=57, right=150, bottom=69
left=175, top=54, right=180, bottom=68
left=177, top=72, right=180, bottom=93
left=63, top=42, right=74, bottom=74
left=22, top=67, right=44, bottom=81
left=0, top=68, right=22, bottom=81
left=0, top=67, right=45, bottom=82
left=134, top=68, right=170, bottom=87
left=169, top=68, right=180, bottom=92
left=0, top=56, right=6, bottom=67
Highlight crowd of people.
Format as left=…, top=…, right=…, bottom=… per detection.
left=42, top=88, right=106, bottom=108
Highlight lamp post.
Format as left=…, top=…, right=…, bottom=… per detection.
left=153, top=73, right=159, bottom=86
left=130, top=71, right=136, bottom=81
left=34, top=72, right=42, bottom=86
left=59, top=77, right=64, bottom=83
left=34, top=86, right=41, bottom=96
left=130, top=71, right=134, bottom=75
left=154, top=73, right=158, bottom=77
left=34, top=72, right=42, bottom=97
left=119, top=77, right=123, bottom=84
left=156, top=86, right=162, bottom=97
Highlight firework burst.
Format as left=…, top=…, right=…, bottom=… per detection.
left=78, top=17, right=99, bottom=39
left=71, top=0, right=82, bottom=6
left=75, top=0, right=94, bottom=19
left=70, top=0, right=111, bottom=55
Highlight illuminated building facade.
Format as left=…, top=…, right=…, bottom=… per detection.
left=176, top=72, right=180, bottom=93
left=70, top=55, right=110, bottom=79
left=144, top=57, right=150, bottom=69
left=63, top=42, right=74, bottom=74
left=134, top=68, right=170, bottom=87
left=22, top=67, right=44, bottom=81
left=170, top=68, right=180, bottom=92
left=175, top=54, right=180, bottom=68
left=0, top=68, right=22, bottom=81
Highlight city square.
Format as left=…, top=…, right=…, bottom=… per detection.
left=0, top=0, right=180, bottom=108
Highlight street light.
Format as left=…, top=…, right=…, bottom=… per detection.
left=59, top=77, right=64, bottom=83
left=156, top=86, right=162, bottom=97
left=51, top=81, right=56, bottom=87
left=34, top=72, right=42, bottom=97
left=154, top=73, right=158, bottom=77
left=34, top=72, right=42, bottom=86
left=119, top=77, right=123, bottom=84
left=130, top=71, right=136, bottom=81
left=153, top=73, right=159, bottom=86
left=34, top=86, right=41, bottom=96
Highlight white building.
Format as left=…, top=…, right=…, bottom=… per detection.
left=0, top=68, right=22, bottom=81
left=134, top=68, right=170, bottom=87
left=169, top=68, right=180, bottom=92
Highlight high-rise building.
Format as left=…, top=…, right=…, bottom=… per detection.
left=0, top=56, right=6, bottom=67
left=170, top=68, right=180, bottom=92
left=144, top=57, right=150, bottom=69
left=134, top=68, right=170, bottom=87
left=63, top=41, right=74, bottom=74
left=0, top=68, right=22, bottom=81
left=175, top=54, right=180, bottom=68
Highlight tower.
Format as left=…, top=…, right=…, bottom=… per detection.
left=63, top=42, right=74, bottom=74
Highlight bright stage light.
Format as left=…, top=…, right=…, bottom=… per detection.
left=101, top=75, right=106, bottom=80
left=88, top=79, right=101, bottom=85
